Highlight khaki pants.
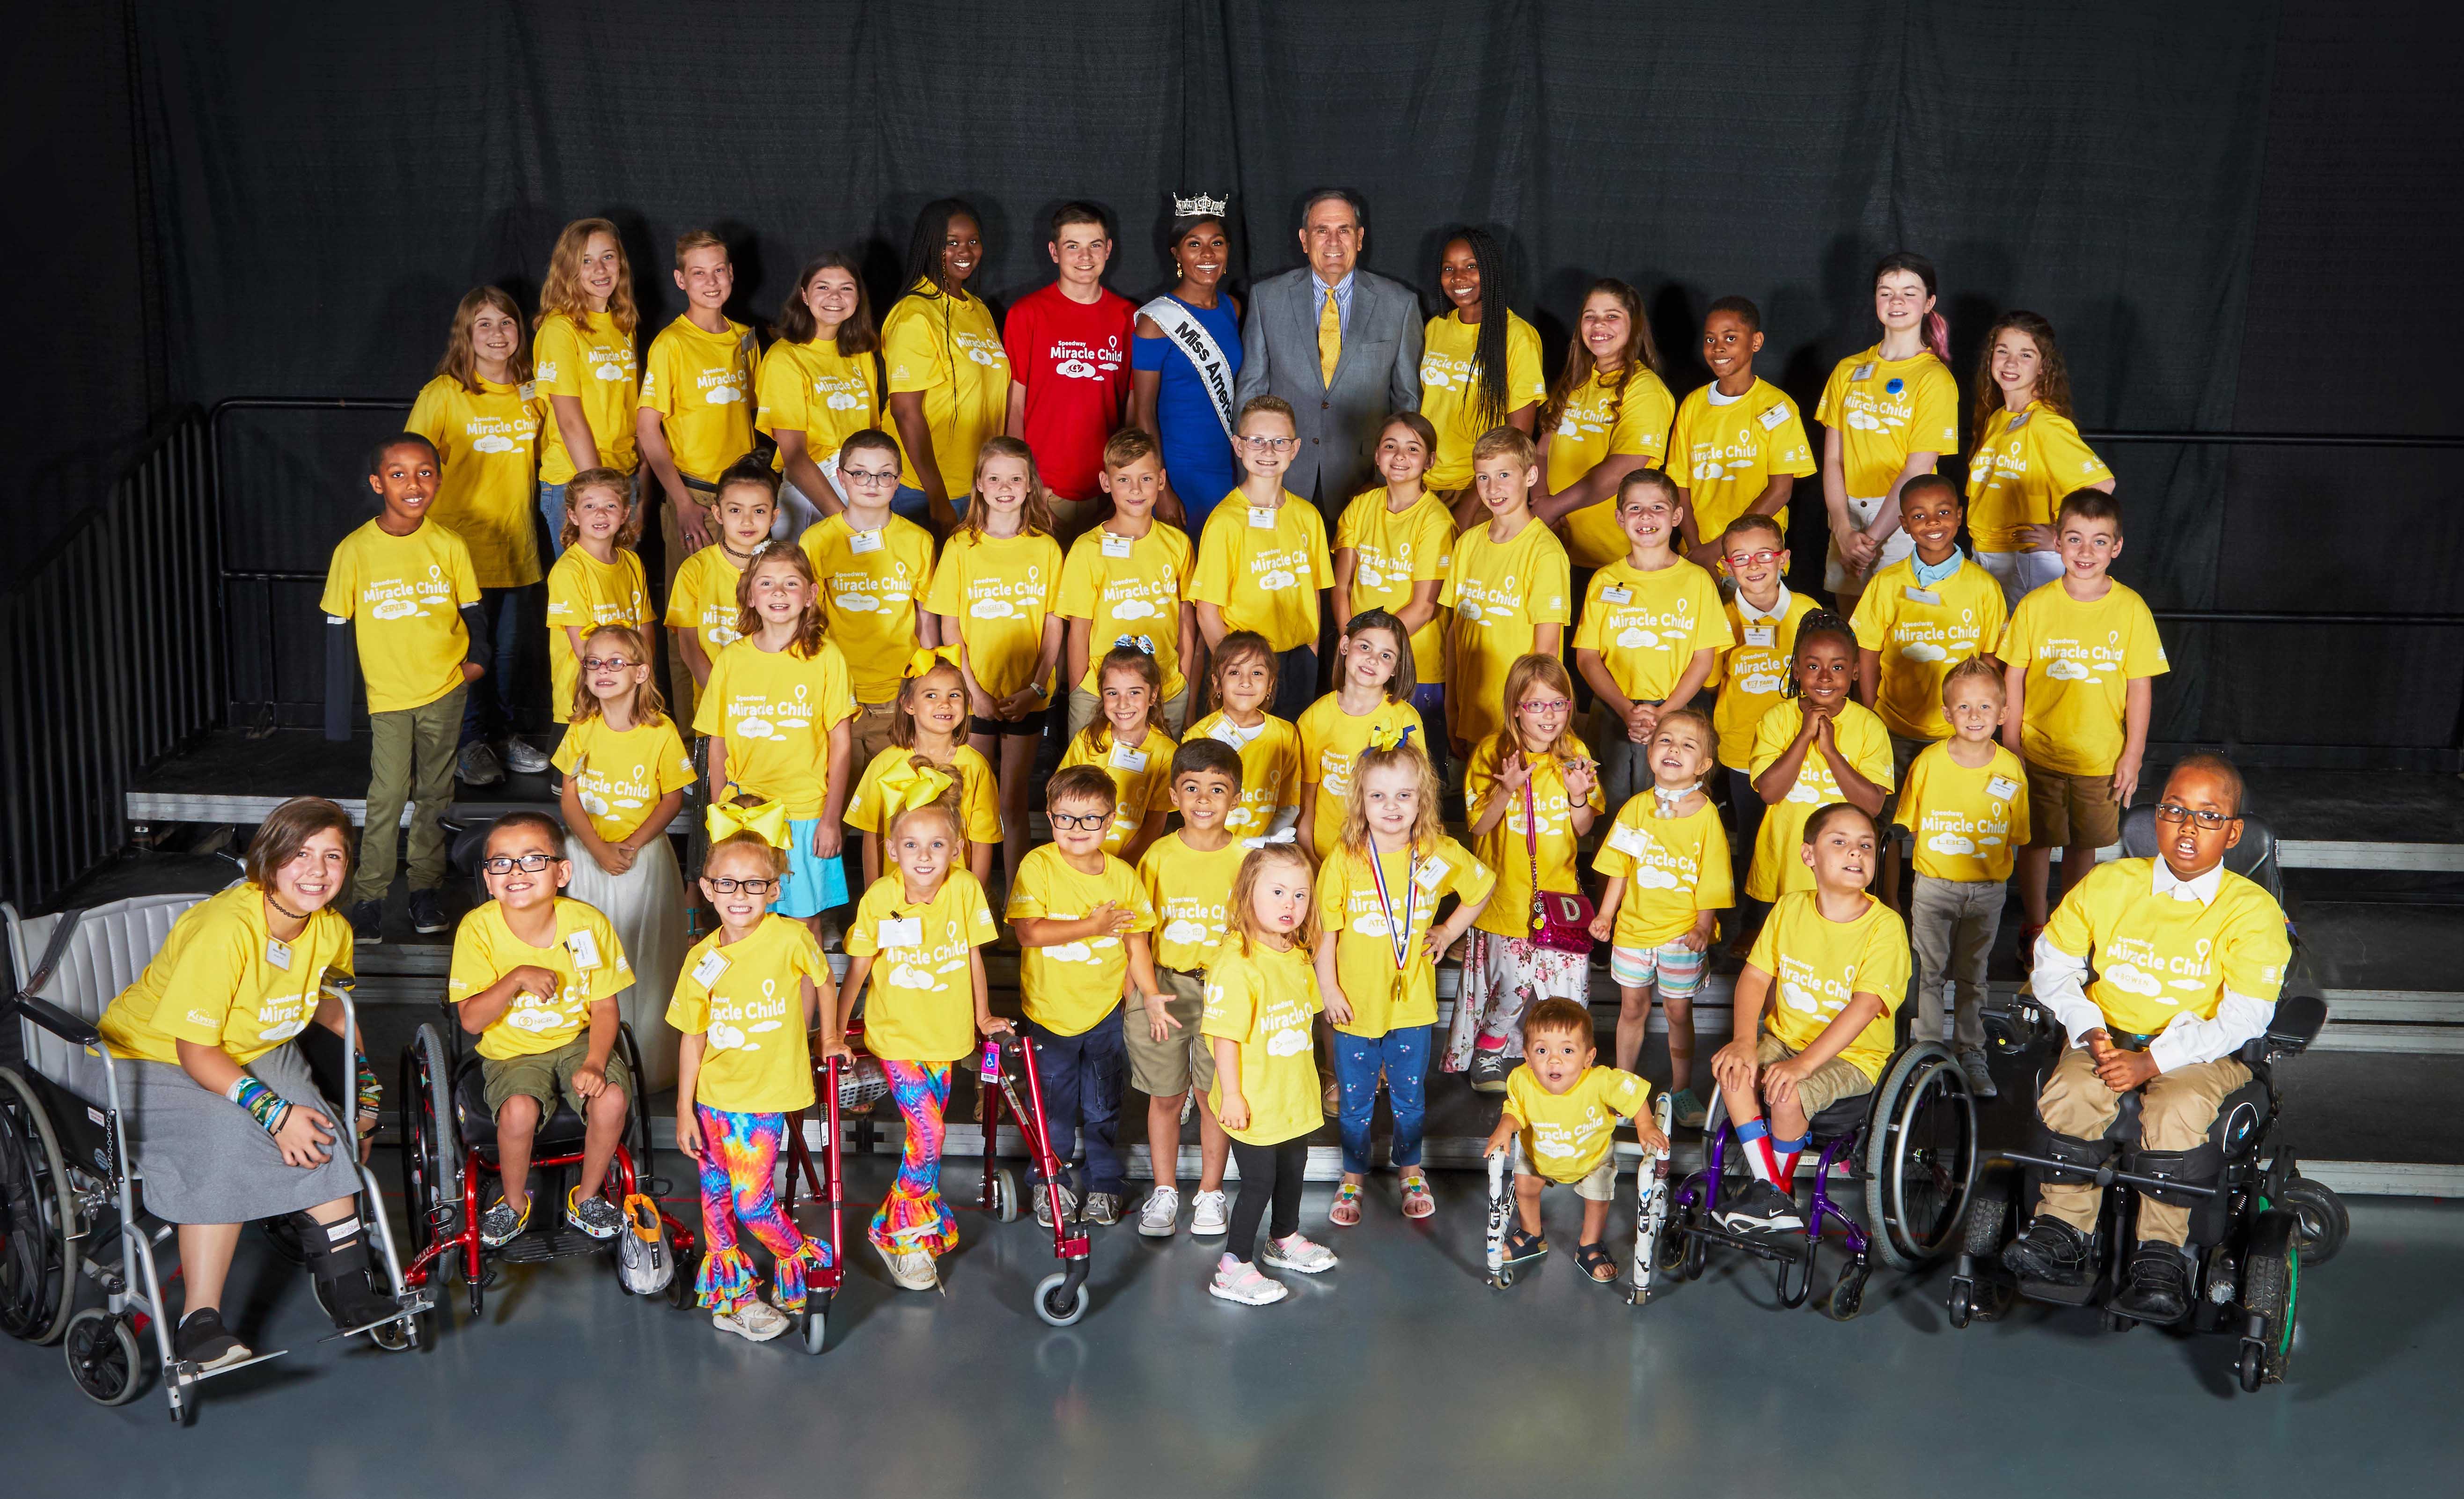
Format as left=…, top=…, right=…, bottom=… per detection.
left=1909, top=874, right=2002, bottom=1050
left=851, top=699, right=901, bottom=771
left=1064, top=683, right=1191, bottom=742
left=357, top=685, right=465, bottom=903
left=2034, top=1041, right=2250, bottom=1245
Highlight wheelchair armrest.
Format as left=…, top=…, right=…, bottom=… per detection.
left=2261, top=992, right=2327, bottom=1055
left=10, top=993, right=102, bottom=1049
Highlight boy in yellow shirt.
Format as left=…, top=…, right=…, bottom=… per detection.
left=1006, top=765, right=1160, bottom=1227
left=1709, top=514, right=1816, bottom=922
left=1060, top=428, right=1198, bottom=738
left=1482, top=998, right=1667, bottom=1283
left=637, top=228, right=760, bottom=586
left=1191, top=395, right=1335, bottom=721
left=322, top=435, right=487, bottom=944
left=1439, top=426, right=1572, bottom=756
left=1572, top=469, right=1731, bottom=809
left=666, top=457, right=779, bottom=728
left=1999, top=489, right=2168, bottom=941
left=1668, top=298, right=1814, bottom=561
left=1130, top=739, right=1247, bottom=1237
left=447, top=813, right=636, bottom=1247
left=1893, top=659, right=2030, bottom=1097
left=800, top=429, right=939, bottom=767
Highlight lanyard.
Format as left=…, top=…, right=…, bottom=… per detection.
left=1366, top=843, right=1420, bottom=976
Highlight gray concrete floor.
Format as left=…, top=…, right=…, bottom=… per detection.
left=1, top=1152, right=2455, bottom=1495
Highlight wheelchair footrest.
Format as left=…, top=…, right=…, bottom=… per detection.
left=1682, top=1219, right=1813, bottom=1266
left=497, top=1228, right=616, bottom=1265
left=2015, top=1274, right=2099, bottom=1307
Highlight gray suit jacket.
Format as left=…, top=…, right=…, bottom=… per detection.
left=1234, top=266, right=1423, bottom=510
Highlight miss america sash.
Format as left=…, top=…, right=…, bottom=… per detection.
left=1138, top=295, right=1237, bottom=441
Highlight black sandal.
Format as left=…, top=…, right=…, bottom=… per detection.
left=1502, top=1227, right=1549, bottom=1265
left=1574, top=1242, right=1619, bottom=1285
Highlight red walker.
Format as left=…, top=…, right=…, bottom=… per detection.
left=975, top=1033, right=1093, bottom=1326
left=779, top=1053, right=852, bottom=1354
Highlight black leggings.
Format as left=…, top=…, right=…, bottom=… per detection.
left=1228, top=1137, right=1309, bottom=1262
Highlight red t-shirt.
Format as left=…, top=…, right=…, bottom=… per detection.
left=1002, top=282, right=1134, bottom=500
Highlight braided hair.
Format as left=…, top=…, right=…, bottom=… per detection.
left=1780, top=609, right=1858, bottom=700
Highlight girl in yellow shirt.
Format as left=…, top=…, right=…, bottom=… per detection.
left=1423, top=228, right=1547, bottom=522
left=1057, top=644, right=1178, bottom=861
left=1815, top=251, right=1961, bottom=618
left=1296, top=609, right=1425, bottom=860
left=1536, top=279, right=1678, bottom=569
left=760, top=252, right=888, bottom=536
left=1203, top=843, right=1336, bottom=1305
left=924, top=436, right=1065, bottom=889
left=533, top=217, right=639, bottom=542
left=1440, top=426, right=1572, bottom=757
left=1332, top=413, right=1454, bottom=721
left=845, top=648, right=1002, bottom=890
left=545, top=470, right=655, bottom=726
left=1449, top=654, right=1604, bottom=1092
left=671, top=827, right=837, bottom=1340
left=1183, top=632, right=1303, bottom=844
left=1965, top=310, right=2116, bottom=609
left=882, top=199, right=1008, bottom=529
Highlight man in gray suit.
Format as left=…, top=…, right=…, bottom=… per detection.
left=1235, top=188, right=1423, bottom=516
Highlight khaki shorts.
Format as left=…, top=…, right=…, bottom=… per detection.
left=481, top=1036, right=633, bottom=1122
left=1755, top=1031, right=1871, bottom=1120
left=1515, top=1138, right=1618, bottom=1201
left=851, top=699, right=900, bottom=771
left=1064, top=683, right=1191, bottom=742
left=2024, top=759, right=2119, bottom=849
left=1125, top=967, right=1217, bottom=1097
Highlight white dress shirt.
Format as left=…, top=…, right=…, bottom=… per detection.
left=2029, top=859, right=2280, bottom=1073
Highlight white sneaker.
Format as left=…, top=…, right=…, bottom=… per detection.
left=1208, top=1253, right=1288, bottom=1306
left=1189, top=1189, right=1229, bottom=1236
left=813, top=910, right=845, bottom=952
left=499, top=737, right=550, bottom=775
left=1262, top=1233, right=1338, bottom=1275
left=874, top=1241, right=939, bottom=1291
left=712, top=1301, right=790, bottom=1342
left=1138, top=1186, right=1181, bottom=1237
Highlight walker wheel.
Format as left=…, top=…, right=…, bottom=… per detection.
left=991, top=1169, right=1020, bottom=1224
left=1034, top=1271, right=1088, bottom=1328
left=1489, top=1264, right=1516, bottom=1291
left=64, top=1309, right=143, bottom=1406
left=802, top=1300, right=829, bottom=1355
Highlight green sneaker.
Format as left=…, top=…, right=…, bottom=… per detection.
left=1669, top=1088, right=1709, bottom=1130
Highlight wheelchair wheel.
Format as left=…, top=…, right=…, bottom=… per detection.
left=2273, top=1176, right=2347, bottom=1268
left=403, top=1026, right=462, bottom=1257
left=0, top=1066, right=78, bottom=1345
left=1863, top=1043, right=1977, bottom=1271
left=2239, top=1228, right=2298, bottom=1390
left=1820, top=1262, right=1870, bottom=1323
left=1034, top=1270, right=1089, bottom=1328
left=1963, top=1161, right=2016, bottom=1260
left=63, top=1308, right=144, bottom=1406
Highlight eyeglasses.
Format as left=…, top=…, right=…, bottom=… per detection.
left=2153, top=803, right=2240, bottom=831
left=1048, top=811, right=1111, bottom=832
left=1518, top=698, right=1571, bottom=715
left=843, top=466, right=900, bottom=485
left=705, top=877, right=780, bottom=895
left=481, top=854, right=559, bottom=874
left=1724, top=549, right=1781, bottom=567
left=580, top=656, right=637, bottom=672
left=1239, top=435, right=1297, bottom=452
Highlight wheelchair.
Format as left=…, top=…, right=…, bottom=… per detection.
left=1, top=894, right=425, bottom=1422
left=1654, top=1013, right=1980, bottom=1320
left=1947, top=808, right=2347, bottom=1393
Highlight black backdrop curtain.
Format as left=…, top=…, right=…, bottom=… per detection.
left=113, top=0, right=2457, bottom=750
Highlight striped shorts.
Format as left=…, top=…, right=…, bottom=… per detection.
left=1610, top=939, right=1708, bottom=999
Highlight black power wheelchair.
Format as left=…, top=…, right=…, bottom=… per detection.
left=1944, top=807, right=2349, bottom=1393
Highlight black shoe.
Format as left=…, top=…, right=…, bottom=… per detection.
left=2001, top=1216, right=2092, bottom=1286
left=1468, top=1051, right=1512, bottom=1094
left=2109, top=1241, right=2191, bottom=1324
left=1714, top=1179, right=1804, bottom=1236
left=348, top=898, right=384, bottom=946
left=408, top=887, right=449, bottom=935
left=173, top=1308, right=250, bottom=1371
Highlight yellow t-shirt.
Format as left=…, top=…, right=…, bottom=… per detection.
left=2044, top=859, right=2291, bottom=1038
left=1745, top=698, right=1895, bottom=901
left=1711, top=590, right=1819, bottom=772
left=1572, top=557, right=1733, bottom=704
left=1465, top=734, right=1605, bottom=939
left=1504, top=1065, right=1650, bottom=1183
left=1895, top=742, right=2031, bottom=883
left=881, top=284, right=1009, bottom=492
left=409, top=373, right=546, bottom=588
left=1190, top=494, right=1334, bottom=653
left=448, top=898, right=633, bottom=1061
left=1552, top=367, right=1678, bottom=569
left=1965, top=403, right=2111, bottom=554
left=667, top=914, right=828, bottom=1113
left=924, top=529, right=1064, bottom=704
left=1592, top=798, right=1735, bottom=948
left=1334, top=487, right=1455, bottom=683
left=1440, top=516, right=1572, bottom=748
left=319, top=518, right=480, bottom=714
left=1418, top=309, right=1548, bottom=489
left=692, top=637, right=857, bottom=819
left=97, top=885, right=353, bottom=1066
left=639, top=315, right=759, bottom=482
left=544, top=545, right=653, bottom=724
left=1057, top=522, right=1195, bottom=700
left=1004, top=844, right=1154, bottom=1036
left=1185, top=711, right=1303, bottom=841
left=1202, top=941, right=1324, bottom=1147
left=1998, top=580, right=2169, bottom=777
left=1136, top=834, right=1248, bottom=973
left=533, top=309, right=638, bottom=482
left=1815, top=347, right=1960, bottom=499
left=755, top=337, right=887, bottom=472
left=550, top=713, right=695, bottom=844
left=1316, top=835, right=1496, bottom=1036
left=843, top=745, right=1004, bottom=845
left=1058, top=725, right=1179, bottom=855
left=1668, top=379, right=1813, bottom=543
left=664, top=544, right=748, bottom=669
left=1295, top=693, right=1426, bottom=863
left=844, top=870, right=1000, bottom=1064
left=1748, top=889, right=1909, bottom=1083
left=1848, top=554, right=2009, bottom=741
left=800, top=513, right=937, bottom=704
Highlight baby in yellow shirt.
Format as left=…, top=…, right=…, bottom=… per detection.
left=1483, top=998, right=1668, bottom=1285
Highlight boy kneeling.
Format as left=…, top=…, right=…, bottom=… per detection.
left=1483, top=999, right=1668, bottom=1284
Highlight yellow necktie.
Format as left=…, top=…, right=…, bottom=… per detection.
left=1318, top=284, right=1342, bottom=385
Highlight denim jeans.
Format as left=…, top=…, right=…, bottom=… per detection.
left=890, top=484, right=940, bottom=528
left=458, top=585, right=530, bottom=745
left=1332, top=1024, right=1431, bottom=1174
left=1021, top=1010, right=1128, bottom=1195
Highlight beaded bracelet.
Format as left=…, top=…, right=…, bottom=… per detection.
left=355, top=1052, right=381, bottom=1116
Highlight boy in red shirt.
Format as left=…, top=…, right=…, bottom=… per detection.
left=1004, top=202, right=1134, bottom=541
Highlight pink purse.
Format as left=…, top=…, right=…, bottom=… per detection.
left=1523, top=773, right=1595, bottom=955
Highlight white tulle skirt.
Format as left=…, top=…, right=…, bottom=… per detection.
left=562, top=831, right=688, bottom=1091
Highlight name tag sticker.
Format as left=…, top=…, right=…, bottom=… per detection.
left=1248, top=507, right=1276, bottom=530
left=264, top=938, right=292, bottom=970
left=1421, top=856, right=1452, bottom=885
left=1744, top=625, right=1775, bottom=648
left=1110, top=744, right=1149, bottom=772
left=1100, top=532, right=1133, bottom=559
left=1600, top=585, right=1632, bottom=604
left=877, top=916, right=924, bottom=949
left=1904, top=587, right=1941, bottom=606
left=849, top=529, right=884, bottom=555
left=1851, top=362, right=1876, bottom=381
left=1759, top=405, right=1787, bottom=431
left=1607, top=823, right=1651, bottom=857
left=565, top=929, right=601, bottom=971
left=691, top=949, right=730, bottom=987
left=1986, top=775, right=2019, bottom=801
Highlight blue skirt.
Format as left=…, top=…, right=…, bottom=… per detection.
left=780, top=818, right=850, bottom=917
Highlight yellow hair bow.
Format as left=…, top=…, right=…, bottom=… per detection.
left=876, top=758, right=955, bottom=815
left=1366, top=719, right=1418, bottom=753
left=904, top=645, right=964, bottom=680
left=705, top=800, right=790, bottom=848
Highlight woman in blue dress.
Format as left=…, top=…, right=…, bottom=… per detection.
left=1132, top=202, right=1243, bottom=534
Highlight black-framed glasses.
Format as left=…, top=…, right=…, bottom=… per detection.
left=2152, top=803, right=2240, bottom=831
left=481, top=853, right=559, bottom=874
left=705, top=876, right=781, bottom=895
left=1049, top=811, right=1110, bottom=832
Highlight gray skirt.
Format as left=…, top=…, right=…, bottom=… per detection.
left=117, top=1041, right=365, bottom=1225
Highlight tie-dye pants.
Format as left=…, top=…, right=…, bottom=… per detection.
left=693, top=1106, right=831, bottom=1314
left=872, top=1061, right=960, bottom=1257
